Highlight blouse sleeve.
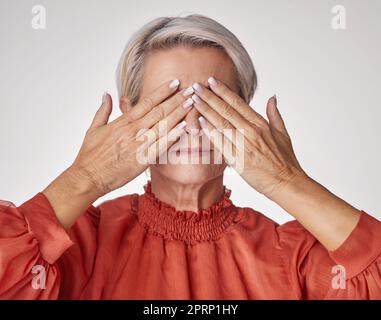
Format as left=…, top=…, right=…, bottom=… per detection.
left=276, top=210, right=381, bottom=299
left=0, top=192, right=99, bottom=299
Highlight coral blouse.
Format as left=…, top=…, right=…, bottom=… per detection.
left=1, top=181, right=381, bottom=300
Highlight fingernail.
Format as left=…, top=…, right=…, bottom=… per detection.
left=192, top=82, right=203, bottom=93
left=273, top=94, right=277, bottom=107
left=169, top=79, right=180, bottom=89
left=182, top=86, right=194, bottom=97
left=207, top=77, right=218, bottom=87
left=198, top=116, right=205, bottom=123
left=192, top=94, right=201, bottom=104
left=182, top=97, right=194, bottom=108
left=102, top=92, right=108, bottom=103
left=176, top=120, right=187, bottom=129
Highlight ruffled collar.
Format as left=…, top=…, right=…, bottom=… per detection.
left=136, top=180, right=241, bottom=243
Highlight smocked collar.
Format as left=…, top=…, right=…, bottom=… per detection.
left=137, top=180, right=241, bottom=243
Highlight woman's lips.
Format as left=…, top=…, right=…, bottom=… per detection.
left=175, top=148, right=211, bottom=154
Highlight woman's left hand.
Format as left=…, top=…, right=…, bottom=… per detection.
left=192, top=77, right=307, bottom=200
left=192, top=77, right=362, bottom=251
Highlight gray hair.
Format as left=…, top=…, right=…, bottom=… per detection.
left=116, top=14, right=257, bottom=105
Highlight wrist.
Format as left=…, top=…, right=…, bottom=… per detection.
left=266, top=168, right=361, bottom=251
left=265, top=167, right=311, bottom=204
left=63, top=164, right=105, bottom=200
left=42, top=165, right=103, bottom=229
left=42, top=165, right=102, bottom=209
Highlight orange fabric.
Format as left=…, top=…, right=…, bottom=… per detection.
left=1, top=181, right=381, bottom=299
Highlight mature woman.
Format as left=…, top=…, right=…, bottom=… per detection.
left=0, top=14, right=380, bottom=300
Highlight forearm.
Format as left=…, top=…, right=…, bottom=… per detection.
left=42, top=166, right=102, bottom=230
left=269, top=173, right=361, bottom=251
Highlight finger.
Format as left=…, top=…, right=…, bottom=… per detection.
left=191, top=83, right=252, bottom=132
left=197, top=116, right=238, bottom=168
left=137, top=86, right=195, bottom=130
left=137, top=95, right=194, bottom=145
left=266, top=95, right=301, bottom=168
left=119, top=96, right=132, bottom=114
left=200, top=77, right=268, bottom=127
left=145, top=121, right=187, bottom=164
left=124, top=79, right=180, bottom=121
left=192, top=93, right=247, bottom=146
left=191, top=93, right=234, bottom=131
left=266, top=95, right=290, bottom=138
left=89, top=92, right=113, bottom=129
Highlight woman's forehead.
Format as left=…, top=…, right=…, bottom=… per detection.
left=140, top=47, right=239, bottom=95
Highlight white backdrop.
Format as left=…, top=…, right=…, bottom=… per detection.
left=0, top=0, right=380, bottom=224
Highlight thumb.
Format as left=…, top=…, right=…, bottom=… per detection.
left=89, top=92, right=113, bottom=129
left=266, top=95, right=290, bottom=138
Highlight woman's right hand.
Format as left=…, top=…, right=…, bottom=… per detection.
left=43, top=79, right=194, bottom=228
left=71, top=79, right=194, bottom=197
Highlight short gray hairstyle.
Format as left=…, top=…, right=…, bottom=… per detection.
left=116, top=14, right=257, bottom=105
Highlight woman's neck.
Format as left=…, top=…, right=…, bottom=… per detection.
left=149, top=171, right=225, bottom=212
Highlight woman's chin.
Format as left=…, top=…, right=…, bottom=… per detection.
left=151, top=163, right=226, bottom=185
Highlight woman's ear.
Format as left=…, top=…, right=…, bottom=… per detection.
left=119, top=96, right=132, bottom=114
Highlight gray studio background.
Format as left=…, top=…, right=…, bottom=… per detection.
left=0, top=0, right=380, bottom=223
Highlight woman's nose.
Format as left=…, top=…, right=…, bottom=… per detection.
left=183, top=106, right=202, bottom=136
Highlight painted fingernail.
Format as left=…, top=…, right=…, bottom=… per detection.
left=176, top=120, right=187, bottom=129
left=192, top=82, right=203, bottom=93
left=192, top=94, right=201, bottom=104
left=198, top=116, right=205, bottom=123
left=182, top=97, right=194, bottom=108
left=207, top=77, right=218, bottom=87
left=102, top=91, right=108, bottom=103
left=182, top=86, right=194, bottom=96
left=169, top=79, right=180, bottom=89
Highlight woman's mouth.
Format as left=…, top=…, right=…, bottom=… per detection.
left=175, top=148, right=211, bottom=155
